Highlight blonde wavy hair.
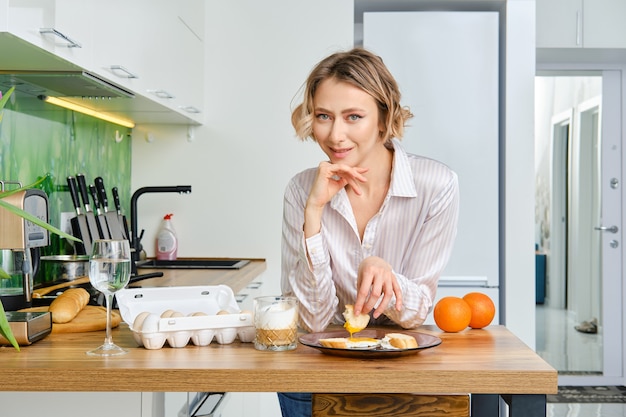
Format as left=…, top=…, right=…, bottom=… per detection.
left=291, top=48, right=413, bottom=143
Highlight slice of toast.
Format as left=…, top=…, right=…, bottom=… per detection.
left=343, top=304, right=370, bottom=334
left=385, top=332, right=418, bottom=349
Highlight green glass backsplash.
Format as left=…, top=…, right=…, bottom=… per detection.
left=0, top=92, right=132, bottom=264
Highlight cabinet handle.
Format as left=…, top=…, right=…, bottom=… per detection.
left=179, top=105, right=201, bottom=114
left=39, top=28, right=82, bottom=48
left=110, top=65, right=139, bottom=79
left=149, top=90, right=175, bottom=99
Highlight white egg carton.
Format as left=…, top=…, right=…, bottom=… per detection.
left=116, top=285, right=255, bottom=350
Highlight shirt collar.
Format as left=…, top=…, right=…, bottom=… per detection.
left=388, top=139, right=417, bottom=198
left=330, top=138, right=417, bottom=213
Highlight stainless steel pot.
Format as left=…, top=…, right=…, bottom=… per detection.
left=40, top=255, right=89, bottom=281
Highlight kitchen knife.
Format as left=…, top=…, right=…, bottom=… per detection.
left=94, top=177, right=125, bottom=240
left=111, top=187, right=130, bottom=241
left=76, top=174, right=104, bottom=240
left=89, top=184, right=111, bottom=239
left=66, top=176, right=91, bottom=255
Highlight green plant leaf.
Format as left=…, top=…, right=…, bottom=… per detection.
left=0, top=301, right=20, bottom=351
left=0, top=174, right=81, bottom=243
left=0, top=86, right=20, bottom=350
left=0, top=198, right=80, bottom=242
left=0, top=86, right=15, bottom=110
left=0, top=174, right=46, bottom=198
left=0, top=172, right=81, bottom=350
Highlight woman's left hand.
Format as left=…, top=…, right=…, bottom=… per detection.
left=353, top=256, right=403, bottom=318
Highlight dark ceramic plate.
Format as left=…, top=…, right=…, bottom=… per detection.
left=299, top=329, right=441, bottom=358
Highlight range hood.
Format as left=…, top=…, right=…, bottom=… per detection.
left=0, top=70, right=134, bottom=99
left=0, top=32, right=202, bottom=125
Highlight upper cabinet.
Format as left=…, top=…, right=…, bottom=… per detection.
left=90, top=0, right=204, bottom=121
left=6, top=0, right=94, bottom=68
left=0, top=0, right=204, bottom=125
left=537, top=0, right=626, bottom=48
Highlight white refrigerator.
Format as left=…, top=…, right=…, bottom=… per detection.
left=363, top=11, right=501, bottom=324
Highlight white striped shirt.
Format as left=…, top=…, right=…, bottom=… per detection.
left=281, top=139, right=459, bottom=333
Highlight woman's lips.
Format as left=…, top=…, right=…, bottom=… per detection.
left=330, top=147, right=352, bottom=159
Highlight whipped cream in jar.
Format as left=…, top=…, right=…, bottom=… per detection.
left=253, top=296, right=298, bottom=351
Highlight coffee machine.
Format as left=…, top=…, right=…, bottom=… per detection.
left=0, top=184, right=49, bottom=311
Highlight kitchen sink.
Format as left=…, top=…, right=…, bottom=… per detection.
left=136, top=259, right=250, bottom=270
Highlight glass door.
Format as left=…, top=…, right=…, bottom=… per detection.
left=534, top=70, right=623, bottom=385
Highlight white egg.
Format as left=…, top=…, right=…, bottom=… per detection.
left=141, top=313, right=161, bottom=334
left=161, top=309, right=176, bottom=318
left=132, top=311, right=151, bottom=332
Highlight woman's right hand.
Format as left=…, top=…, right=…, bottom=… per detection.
left=303, top=162, right=368, bottom=238
left=306, top=161, right=368, bottom=208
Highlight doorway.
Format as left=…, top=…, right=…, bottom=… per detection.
left=534, top=72, right=623, bottom=385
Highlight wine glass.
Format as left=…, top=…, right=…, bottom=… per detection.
left=87, top=239, right=132, bottom=356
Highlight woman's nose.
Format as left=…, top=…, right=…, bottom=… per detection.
left=329, top=120, right=346, bottom=142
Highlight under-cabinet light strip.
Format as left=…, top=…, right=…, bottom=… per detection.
left=40, top=96, right=135, bottom=128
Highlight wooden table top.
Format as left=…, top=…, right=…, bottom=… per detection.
left=0, top=324, right=557, bottom=395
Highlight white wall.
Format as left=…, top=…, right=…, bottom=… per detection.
left=131, top=0, right=354, bottom=296
left=131, top=0, right=537, bottom=347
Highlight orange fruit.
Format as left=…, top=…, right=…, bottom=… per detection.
left=463, top=292, right=496, bottom=329
left=433, top=296, right=472, bottom=332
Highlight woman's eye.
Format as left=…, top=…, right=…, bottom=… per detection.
left=316, top=114, right=330, bottom=120
left=348, top=114, right=362, bottom=121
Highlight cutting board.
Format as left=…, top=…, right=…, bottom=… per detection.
left=19, top=306, right=121, bottom=334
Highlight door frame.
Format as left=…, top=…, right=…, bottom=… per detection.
left=537, top=64, right=624, bottom=386
left=548, top=109, right=573, bottom=310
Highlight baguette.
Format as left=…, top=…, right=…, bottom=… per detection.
left=385, top=333, right=418, bottom=349
left=48, top=288, right=90, bottom=323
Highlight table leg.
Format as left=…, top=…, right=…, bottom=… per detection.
left=471, top=394, right=499, bottom=416
left=501, top=394, right=547, bottom=417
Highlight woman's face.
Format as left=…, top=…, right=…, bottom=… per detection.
left=312, top=78, right=384, bottom=166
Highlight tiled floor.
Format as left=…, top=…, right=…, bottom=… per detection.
left=537, top=305, right=626, bottom=416
left=536, top=305, right=602, bottom=374
left=547, top=403, right=626, bottom=417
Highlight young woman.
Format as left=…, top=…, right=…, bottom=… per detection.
left=279, top=48, right=460, bottom=417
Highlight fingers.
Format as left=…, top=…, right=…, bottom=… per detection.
left=307, top=162, right=369, bottom=209
left=322, top=162, right=369, bottom=191
left=354, top=257, right=403, bottom=318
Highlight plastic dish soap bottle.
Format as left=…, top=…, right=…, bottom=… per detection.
left=156, top=213, right=178, bottom=260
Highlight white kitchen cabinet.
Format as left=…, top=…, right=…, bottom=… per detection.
left=536, top=0, right=581, bottom=48
left=0, top=392, right=157, bottom=417
left=1, top=0, right=204, bottom=124
left=5, top=0, right=93, bottom=68
left=536, top=0, right=626, bottom=48
left=583, top=0, right=626, bottom=48
left=91, top=0, right=204, bottom=124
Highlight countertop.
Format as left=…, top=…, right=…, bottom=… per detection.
left=128, top=258, right=266, bottom=294
left=0, top=324, right=556, bottom=396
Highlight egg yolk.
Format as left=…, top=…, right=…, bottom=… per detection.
left=347, top=337, right=378, bottom=343
left=344, top=322, right=365, bottom=338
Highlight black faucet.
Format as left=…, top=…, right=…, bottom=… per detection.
left=130, top=185, right=192, bottom=269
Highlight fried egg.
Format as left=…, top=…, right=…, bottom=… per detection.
left=346, top=337, right=381, bottom=349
